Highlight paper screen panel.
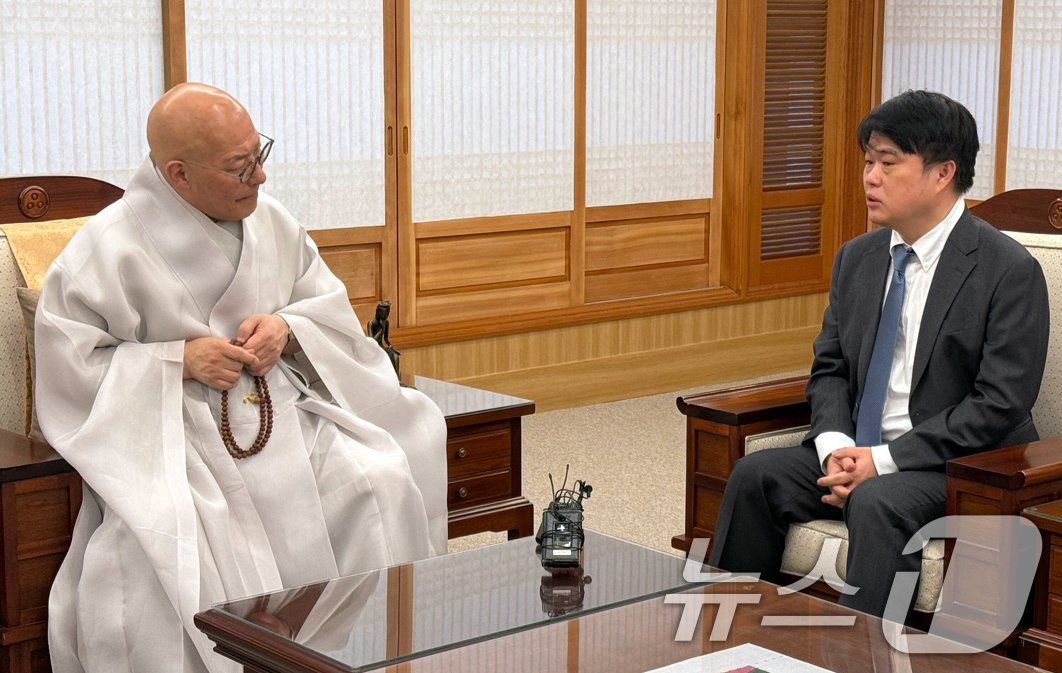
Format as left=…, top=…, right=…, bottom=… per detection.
left=0, top=1, right=162, bottom=186
left=410, top=0, right=574, bottom=221
left=880, top=0, right=1003, bottom=200
left=585, top=0, right=715, bottom=206
left=1006, top=1, right=1062, bottom=190
left=185, top=1, right=386, bottom=230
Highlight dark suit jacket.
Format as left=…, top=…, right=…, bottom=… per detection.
left=804, top=209, right=1050, bottom=472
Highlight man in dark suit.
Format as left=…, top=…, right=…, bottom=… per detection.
left=707, top=90, right=1050, bottom=618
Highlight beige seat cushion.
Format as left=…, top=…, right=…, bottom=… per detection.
left=745, top=426, right=809, bottom=454
left=0, top=218, right=88, bottom=440
left=0, top=238, right=28, bottom=434
left=779, top=518, right=944, bottom=613
left=16, top=287, right=43, bottom=442
left=1006, top=231, right=1062, bottom=438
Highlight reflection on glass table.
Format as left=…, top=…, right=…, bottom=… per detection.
left=205, top=530, right=702, bottom=671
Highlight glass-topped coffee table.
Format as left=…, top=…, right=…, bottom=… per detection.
left=194, top=530, right=703, bottom=672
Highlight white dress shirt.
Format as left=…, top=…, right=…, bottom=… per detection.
left=815, top=196, right=966, bottom=474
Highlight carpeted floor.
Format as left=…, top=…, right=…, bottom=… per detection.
left=447, top=370, right=805, bottom=556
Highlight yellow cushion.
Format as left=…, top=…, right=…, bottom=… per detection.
left=0, top=218, right=86, bottom=289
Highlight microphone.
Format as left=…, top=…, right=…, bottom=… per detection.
left=535, top=465, right=592, bottom=569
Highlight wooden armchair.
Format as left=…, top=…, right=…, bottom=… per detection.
left=0, top=175, right=122, bottom=673
left=673, top=189, right=1062, bottom=653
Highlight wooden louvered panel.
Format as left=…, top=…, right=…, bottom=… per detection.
left=761, top=206, right=822, bottom=260
left=762, top=0, right=827, bottom=192
left=731, top=0, right=873, bottom=291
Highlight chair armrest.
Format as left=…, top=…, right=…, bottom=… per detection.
left=676, top=375, right=810, bottom=426
left=673, top=376, right=810, bottom=552
left=947, top=438, right=1062, bottom=516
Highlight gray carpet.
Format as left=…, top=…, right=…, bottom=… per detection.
left=447, top=370, right=805, bottom=556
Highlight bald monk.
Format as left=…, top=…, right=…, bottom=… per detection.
left=35, top=83, right=448, bottom=673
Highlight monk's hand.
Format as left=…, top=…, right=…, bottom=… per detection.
left=236, top=314, right=289, bottom=377
left=183, top=337, right=259, bottom=390
left=818, top=447, right=877, bottom=507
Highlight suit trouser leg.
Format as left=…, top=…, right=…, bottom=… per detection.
left=707, top=446, right=842, bottom=582
left=840, top=470, right=946, bottom=618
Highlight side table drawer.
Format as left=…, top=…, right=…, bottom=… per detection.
left=447, top=423, right=512, bottom=479
left=448, top=471, right=512, bottom=510
left=1037, top=641, right=1062, bottom=673
left=0, top=472, right=81, bottom=629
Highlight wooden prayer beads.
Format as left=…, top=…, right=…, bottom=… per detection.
left=219, top=340, right=273, bottom=460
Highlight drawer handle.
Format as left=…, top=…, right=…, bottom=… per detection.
left=457, top=487, right=469, bottom=499
left=456, top=447, right=468, bottom=459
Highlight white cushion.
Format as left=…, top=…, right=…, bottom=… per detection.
left=1007, top=231, right=1062, bottom=438
left=745, top=426, right=809, bottom=454
left=0, top=234, right=27, bottom=434
left=779, top=518, right=944, bottom=613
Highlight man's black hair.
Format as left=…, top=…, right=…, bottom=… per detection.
left=857, top=90, right=980, bottom=194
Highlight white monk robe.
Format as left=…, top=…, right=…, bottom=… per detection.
left=34, top=157, right=448, bottom=673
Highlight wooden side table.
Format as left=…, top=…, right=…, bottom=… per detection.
left=0, top=432, right=80, bottom=673
left=1021, top=500, right=1062, bottom=671
left=412, top=376, right=536, bottom=540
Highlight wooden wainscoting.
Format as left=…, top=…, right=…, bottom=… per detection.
left=309, top=226, right=387, bottom=327
left=410, top=212, right=574, bottom=325
left=308, top=218, right=824, bottom=410
left=585, top=199, right=714, bottom=303
left=403, top=293, right=826, bottom=411
left=403, top=202, right=731, bottom=329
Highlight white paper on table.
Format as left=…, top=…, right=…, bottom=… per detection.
left=644, top=643, right=836, bottom=673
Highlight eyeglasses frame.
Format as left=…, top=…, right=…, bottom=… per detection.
left=181, top=132, right=274, bottom=184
